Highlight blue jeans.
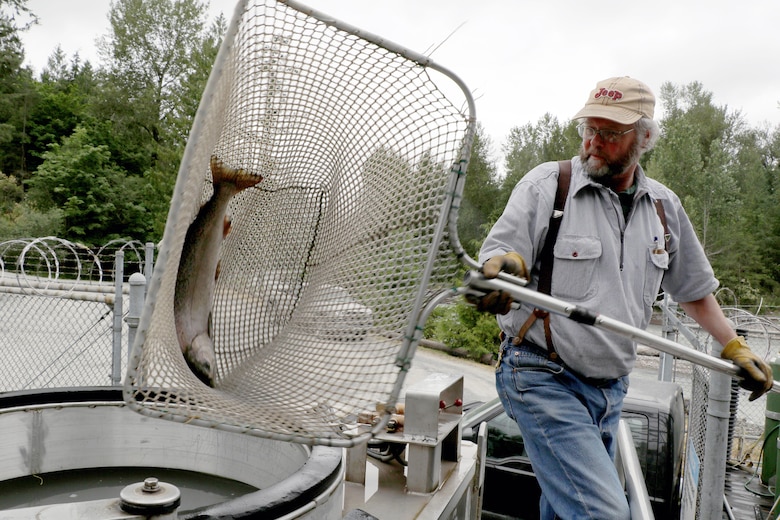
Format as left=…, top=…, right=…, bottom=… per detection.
left=495, top=340, right=630, bottom=520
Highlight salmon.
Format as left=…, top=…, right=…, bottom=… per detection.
left=174, top=155, right=262, bottom=386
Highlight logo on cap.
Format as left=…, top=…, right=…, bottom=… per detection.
left=595, top=88, right=623, bottom=102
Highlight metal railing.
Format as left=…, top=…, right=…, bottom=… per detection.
left=616, top=419, right=655, bottom=520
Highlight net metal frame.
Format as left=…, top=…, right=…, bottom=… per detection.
left=124, top=0, right=476, bottom=447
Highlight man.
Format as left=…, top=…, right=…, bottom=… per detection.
left=475, top=76, right=773, bottom=519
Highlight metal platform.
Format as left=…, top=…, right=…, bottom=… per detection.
left=724, top=465, right=775, bottom=519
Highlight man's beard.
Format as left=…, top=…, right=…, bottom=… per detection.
left=579, top=142, right=642, bottom=179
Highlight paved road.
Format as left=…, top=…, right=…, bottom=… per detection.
left=402, top=347, right=498, bottom=404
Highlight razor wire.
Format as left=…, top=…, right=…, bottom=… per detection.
left=0, top=237, right=153, bottom=392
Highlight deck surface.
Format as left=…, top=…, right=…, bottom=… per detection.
left=724, top=465, right=775, bottom=519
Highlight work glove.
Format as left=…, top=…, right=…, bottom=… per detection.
left=467, top=252, right=528, bottom=315
left=721, top=336, right=773, bottom=401
left=482, top=252, right=529, bottom=280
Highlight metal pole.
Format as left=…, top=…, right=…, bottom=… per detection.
left=144, top=242, right=155, bottom=292
left=126, top=272, right=146, bottom=366
left=657, top=295, right=676, bottom=382
left=616, top=420, right=655, bottom=520
left=764, top=358, right=780, bottom=486
left=111, top=251, right=125, bottom=385
left=698, top=340, right=731, bottom=520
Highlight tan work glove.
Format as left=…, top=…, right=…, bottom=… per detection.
left=721, top=336, right=773, bottom=401
left=482, top=252, right=529, bottom=280
left=467, top=252, right=529, bottom=315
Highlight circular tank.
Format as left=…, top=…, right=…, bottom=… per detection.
left=0, top=388, right=343, bottom=518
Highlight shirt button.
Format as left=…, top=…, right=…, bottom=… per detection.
left=572, top=251, right=578, bottom=257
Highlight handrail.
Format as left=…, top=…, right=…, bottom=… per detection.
left=616, top=419, right=655, bottom=520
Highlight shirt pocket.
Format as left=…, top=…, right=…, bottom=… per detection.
left=644, top=246, right=669, bottom=306
left=551, top=235, right=602, bottom=300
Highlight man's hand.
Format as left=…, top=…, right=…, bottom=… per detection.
left=721, top=336, right=773, bottom=401
left=467, top=252, right=529, bottom=315
left=482, top=252, right=529, bottom=280
left=466, top=289, right=515, bottom=315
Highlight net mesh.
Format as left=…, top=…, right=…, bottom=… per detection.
left=124, top=0, right=474, bottom=446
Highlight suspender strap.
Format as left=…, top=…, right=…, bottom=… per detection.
left=654, top=199, right=670, bottom=251
left=515, top=160, right=571, bottom=359
left=538, top=160, right=571, bottom=295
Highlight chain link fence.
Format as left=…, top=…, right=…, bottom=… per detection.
left=653, top=294, right=780, bottom=518
left=657, top=300, right=778, bottom=454
left=0, top=237, right=153, bottom=392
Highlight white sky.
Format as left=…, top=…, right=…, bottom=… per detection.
left=20, top=0, right=780, bottom=162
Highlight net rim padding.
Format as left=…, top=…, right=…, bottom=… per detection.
left=123, top=0, right=476, bottom=448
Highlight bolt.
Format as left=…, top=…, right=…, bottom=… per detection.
left=143, top=477, right=160, bottom=493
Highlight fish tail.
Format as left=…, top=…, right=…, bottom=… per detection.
left=210, top=155, right=263, bottom=191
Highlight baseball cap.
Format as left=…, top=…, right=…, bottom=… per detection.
left=573, top=76, right=655, bottom=124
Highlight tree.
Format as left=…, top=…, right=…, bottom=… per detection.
left=0, top=0, right=36, bottom=177
left=457, top=123, right=501, bottom=258
left=23, top=49, right=97, bottom=172
left=96, top=0, right=209, bottom=168
left=501, top=114, right=580, bottom=199
left=169, top=12, right=226, bottom=141
left=26, top=126, right=153, bottom=244
left=726, top=125, right=780, bottom=300
left=646, top=81, right=776, bottom=304
left=0, top=171, right=22, bottom=213
left=0, top=200, right=63, bottom=241
left=646, top=82, right=741, bottom=249
left=94, top=0, right=223, bottom=236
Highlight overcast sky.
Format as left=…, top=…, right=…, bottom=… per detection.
left=20, top=0, right=780, bottom=161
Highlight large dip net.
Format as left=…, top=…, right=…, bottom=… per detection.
left=124, top=0, right=475, bottom=446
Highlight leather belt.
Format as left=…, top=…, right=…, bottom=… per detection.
left=499, top=332, right=618, bottom=388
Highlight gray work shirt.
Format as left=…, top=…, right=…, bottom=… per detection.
left=479, top=157, right=718, bottom=379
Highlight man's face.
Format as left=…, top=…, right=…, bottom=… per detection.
left=578, top=117, right=641, bottom=179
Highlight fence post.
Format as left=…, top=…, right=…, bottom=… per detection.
left=112, top=251, right=125, bottom=385
left=126, top=272, right=146, bottom=365
left=658, top=295, right=677, bottom=382
left=698, top=339, right=731, bottom=519
left=144, top=242, right=155, bottom=288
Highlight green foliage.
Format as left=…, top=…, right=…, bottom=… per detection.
left=0, top=1, right=35, bottom=177
left=169, top=12, right=226, bottom=141
left=24, top=50, right=96, bottom=172
left=0, top=171, right=22, bottom=212
left=502, top=114, right=580, bottom=196
left=0, top=175, right=63, bottom=241
left=423, top=301, right=501, bottom=361
left=96, top=0, right=211, bottom=158
left=25, top=126, right=152, bottom=245
left=0, top=0, right=226, bottom=245
left=0, top=203, right=63, bottom=241
left=457, top=123, right=501, bottom=258
left=646, top=81, right=780, bottom=304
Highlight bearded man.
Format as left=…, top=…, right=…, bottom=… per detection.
left=474, top=76, right=772, bottom=519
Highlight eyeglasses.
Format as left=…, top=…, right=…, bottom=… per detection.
left=577, top=124, right=635, bottom=144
